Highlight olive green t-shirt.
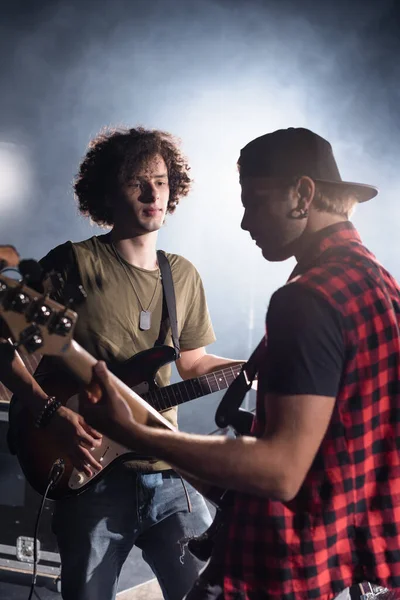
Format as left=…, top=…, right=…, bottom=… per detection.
left=37, top=234, right=216, bottom=469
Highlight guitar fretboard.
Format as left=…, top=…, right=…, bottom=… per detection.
left=142, top=364, right=244, bottom=412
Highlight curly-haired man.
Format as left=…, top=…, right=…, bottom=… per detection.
left=81, top=129, right=400, bottom=600
left=8, top=127, right=242, bottom=600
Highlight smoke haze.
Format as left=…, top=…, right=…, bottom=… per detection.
left=0, top=0, right=399, bottom=360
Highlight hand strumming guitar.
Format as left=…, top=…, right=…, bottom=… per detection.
left=48, top=405, right=103, bottom=477
left=80, top=361, right=136, bottom=445
left=0, top=341, right=104, bottom=479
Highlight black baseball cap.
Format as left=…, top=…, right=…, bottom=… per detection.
left=238, top=128, right=378, bottom=202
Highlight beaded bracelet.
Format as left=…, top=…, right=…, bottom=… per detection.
left=35, top=396, right=62, bottom=429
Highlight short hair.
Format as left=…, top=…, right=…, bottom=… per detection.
left=312, top=182, right=359, bottom=218
left=74, top=127, right=192, bottom=226
left=281, top=177, right=359, bottom=218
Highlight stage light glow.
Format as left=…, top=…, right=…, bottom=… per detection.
left=0, top=142, right=32, bottom=216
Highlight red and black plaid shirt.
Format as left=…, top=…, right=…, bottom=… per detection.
left=224, top=222, right=400, bottom=600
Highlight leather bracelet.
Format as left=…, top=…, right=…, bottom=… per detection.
left=35, top=396, right=62, bottom=429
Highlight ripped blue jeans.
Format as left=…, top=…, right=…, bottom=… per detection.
left=53, top=466, right=212, bottom=600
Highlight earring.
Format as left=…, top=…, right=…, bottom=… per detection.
left=288, top=205, right=309, bottom=219
left=297, top=207, right=309, bottom=219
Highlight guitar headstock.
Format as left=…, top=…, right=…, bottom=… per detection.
left=0, top=273, right=78, bottom=358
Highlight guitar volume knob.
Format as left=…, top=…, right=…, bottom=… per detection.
left=76, top=473, right=85, bottom=484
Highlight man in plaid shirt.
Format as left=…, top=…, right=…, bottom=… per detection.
left=82, top=128, right=400, bottom=600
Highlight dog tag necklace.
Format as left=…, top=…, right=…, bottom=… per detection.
left=111, top=242, right=160, bottom=331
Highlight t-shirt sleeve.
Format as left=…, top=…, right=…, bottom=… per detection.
left=178, top=267, right=216, bottom=351
left=36, top=242, right=81, bottom=378
left=264, top=283, right=345, bottom=396
left=39, top=241, right=80, bottom=304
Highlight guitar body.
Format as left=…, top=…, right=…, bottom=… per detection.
left=109, top=345, right=178, bottom=392
left=8, top=345, right=177, bottom=500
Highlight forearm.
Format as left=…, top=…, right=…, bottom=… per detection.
left=184, top=354, right=244, bottom=379
left=0, top=343, right=49, bottom=416
left=115, top=423, right=295, bottom=501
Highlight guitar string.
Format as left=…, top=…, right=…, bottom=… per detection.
left=144, top=365, right=244, bottom=411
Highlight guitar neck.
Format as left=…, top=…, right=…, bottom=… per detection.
left=62, top=340, right=175, bottom=431
left=142, top=364, right=245, bottom=412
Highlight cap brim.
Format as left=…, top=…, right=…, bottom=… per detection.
left=313, top=179, right=378, bottom=202
left=342, top=181, right=378, bottom=202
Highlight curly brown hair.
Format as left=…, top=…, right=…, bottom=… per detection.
left=74, top=127, right=192, bottom=226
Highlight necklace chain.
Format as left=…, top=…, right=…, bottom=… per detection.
left=111, top=242, right=160, bottom=313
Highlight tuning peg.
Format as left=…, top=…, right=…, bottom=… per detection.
left=2, top=284, right=31, bottom=314
left=65, top=285, right=87, bottom=309
left=48, top=312, right=73, bottom=337
left=0, top=279, right=9, bottom=298
left=44, top=283, right=82, bottom=336
left=77, top=285, right=87, bottom=300
left=18, top=260, right=44, bottom=292
left=26, top=299, right=53, bottom=324
left=15, top=324, right=44, bottom=354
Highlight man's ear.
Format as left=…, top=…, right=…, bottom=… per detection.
left=296, top=176, right=315, bottom=208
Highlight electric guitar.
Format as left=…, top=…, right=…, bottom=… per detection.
left=1, top=271, right=247, bottom=499
left=0, top=271, right=179, bottom=499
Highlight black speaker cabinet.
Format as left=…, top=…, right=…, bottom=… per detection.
left=0, top=405, right=60, bottom=585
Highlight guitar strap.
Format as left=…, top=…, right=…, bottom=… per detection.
left=155, top=250, right=180, bottom=359
left=214, top=337, right=265, bottom=434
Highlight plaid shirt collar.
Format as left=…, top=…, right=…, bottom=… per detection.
left=289, top=221, right=362, bottom=280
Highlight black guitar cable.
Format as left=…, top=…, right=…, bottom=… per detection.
left=27, top=460, right=64, bottom=600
